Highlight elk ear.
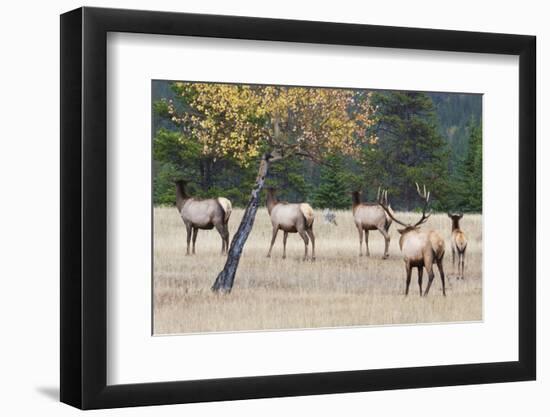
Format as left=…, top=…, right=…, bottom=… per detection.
left=447, top=212, right=452, bottom=218
left=458, top=213, right=463, bottom=219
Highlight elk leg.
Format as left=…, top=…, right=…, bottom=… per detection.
left=357, top=227, right=363, bottom=256
left=437, top=259, right=446, bottom=296
left=306, top=228, right=316, bottom=261
left=267, top=227, right=279, bottom=258
left=365, top=230, right=370, bottom=257
left=405, top=261, right=412, bottom=296
left=451, top=245, right=456, bottom=277
left=460, top=252, right=465, bottom=280
left=282, top=231, right=288, bottom=259
left=215, top=223, right=224, bottom=254
left=378, top=226, right=390, bottom=259
left=223, top=226, right=229, bottom=255
left=191, top=227, right=199, bottom=255
left=423, top=264, right=435, bottom=296
left=298, top=230, right=309, bottom=261
left=456, top=252, right=462, bottom=279
left=215, top=223, right=229, bottom=255
left=185, top=222, right=192, bottom=255
left=417, top=266, right=423, bottom=296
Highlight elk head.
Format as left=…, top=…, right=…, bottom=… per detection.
left=265, top=187, right=279, bottom=214
left=447, top=212, right=463, bottom=230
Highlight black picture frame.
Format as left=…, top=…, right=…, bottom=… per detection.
left=60, top=6, right=536, bottom=410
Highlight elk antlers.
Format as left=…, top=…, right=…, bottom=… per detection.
left=413, top=182, right=432, bottom=227
left=378, top=183, right=432, bottom=229
left=376, top=186, right=389, bottom=206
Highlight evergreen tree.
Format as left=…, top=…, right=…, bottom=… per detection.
left=463, top=123, right=482, bottom=211
left=445, top=121, right=482, bottom=213
left=365, top=92, right=451, bottom=210
left=429, top=92, right=482, bottom=171
left=311, top=155, right=356, bottom=209
left=152, top=161, right=180, bottom=205
left=267, top=157, right=312, bottom=203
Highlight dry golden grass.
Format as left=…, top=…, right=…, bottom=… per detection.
left=153, top=207, right=482, bottom=334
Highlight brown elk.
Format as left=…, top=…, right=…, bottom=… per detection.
left=379, top=184, right=446, bottom=296
left=448, top=212, right=468, bottom=280
left=266, top=188, right=316, bottom=261
left=175, top=180, right=232, bottom=255
left=352, top=187, right=393, bottom=258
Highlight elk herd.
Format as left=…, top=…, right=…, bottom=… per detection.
left=175, top=180, right=469, bottom=297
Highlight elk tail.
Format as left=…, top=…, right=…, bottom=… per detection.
left=300, top=203, right=315, bottom=229
left=217, top=197, right=232, bottom=224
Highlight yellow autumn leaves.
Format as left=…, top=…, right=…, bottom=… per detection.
left=167, top=82, right=377, bottom=166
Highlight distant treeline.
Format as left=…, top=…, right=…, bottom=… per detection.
left=152, top=81, right=482, bottom=212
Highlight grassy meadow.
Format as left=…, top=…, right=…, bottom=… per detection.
left=153, top=207, right=482, bottom=335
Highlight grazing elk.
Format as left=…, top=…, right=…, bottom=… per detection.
left=352, top=188, right=393, bottom=258
left=448, top=212, right=468, bottom=280
left=266, top=188, right=316, bottom=261
left=175, top=180, right=232, bottom=255
left=379, top=184, right=446, bottom=296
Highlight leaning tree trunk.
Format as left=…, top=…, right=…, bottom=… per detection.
left=211, top=153, right=272, bottom=293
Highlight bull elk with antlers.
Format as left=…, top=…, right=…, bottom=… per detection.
left=379, top=184, right=446, bottom=296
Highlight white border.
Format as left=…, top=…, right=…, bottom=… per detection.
left=107, top=33, right=518, bottom=385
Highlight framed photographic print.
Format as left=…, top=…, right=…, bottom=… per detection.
left=60, top=6, right=536, bottom=409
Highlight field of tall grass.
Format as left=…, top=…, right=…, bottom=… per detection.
left=153, top=207, right=482, bottom=334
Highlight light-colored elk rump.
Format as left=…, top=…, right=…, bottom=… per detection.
left=379, top=184, right=446, bottom=296
left=266, top=188, right=316, bottom=261
left=448, top=212, right=468, bottom=280
left=175, top=180, right=232, bottom=255
left=352, top=188, right=392, bottom=258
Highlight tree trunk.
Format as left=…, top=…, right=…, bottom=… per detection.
left=211, top=153, right=272, bottom=293
left=199, top=158, right=213, bottom=192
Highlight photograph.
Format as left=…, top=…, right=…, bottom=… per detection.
left=152, top=80, right=483, bottom=335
